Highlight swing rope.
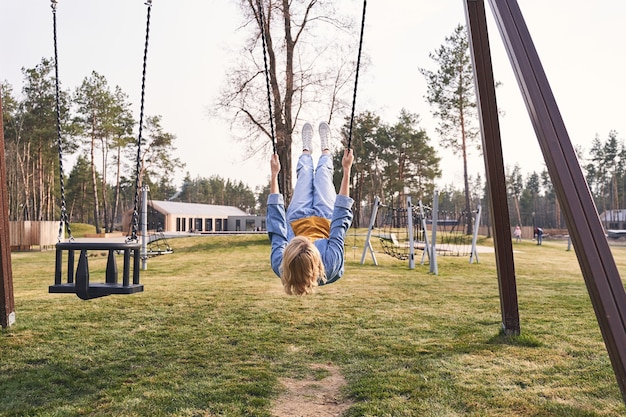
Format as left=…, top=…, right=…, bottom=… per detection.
left=348, top=0, right=367, bottom=247
left=51, top=0, right=151, bottom=242
left=51, top=0, right=72, bottom=242
left=347, top=0, right=367, bottom=150
left=256, top=0, right=277, bottom=155
left=129, top=0, right=153, bottom=242
left=49, top=1, right=148, bottom=299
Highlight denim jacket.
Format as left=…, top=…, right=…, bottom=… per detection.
left=266, top=193, right=354, bottom=285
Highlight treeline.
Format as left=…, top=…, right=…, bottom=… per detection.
left=584, top=131, right=626, bottom=217
left=332, top=109, right=441, bottom=227
left=1, top=58, right=261, bottom=232
left=176, top=174, right=264, bottom=215
left=341, top=110, right=625, bottom=231
left=2, top=59, right=624, bottom=233
left=489, top=131, right=626, bottom=231
left=502, top=164, right=559, bottom=230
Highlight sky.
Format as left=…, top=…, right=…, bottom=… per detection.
left=1, top=0, right=625, bottom=193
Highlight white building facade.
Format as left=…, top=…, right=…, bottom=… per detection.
left=143, top=201, right=265, bottom=233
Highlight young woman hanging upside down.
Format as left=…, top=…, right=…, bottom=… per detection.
left=266, top=122, right=354, bottom=295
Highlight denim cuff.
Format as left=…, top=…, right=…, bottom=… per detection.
left=267, top=193, right=284, bottom=205
left=335, top=194, right=354, bottom=209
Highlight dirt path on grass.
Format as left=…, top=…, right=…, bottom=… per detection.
left=271, top=363, right=353, bottom=417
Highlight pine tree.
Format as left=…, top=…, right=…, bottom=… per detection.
left=420, top=24, right=479, bottom=234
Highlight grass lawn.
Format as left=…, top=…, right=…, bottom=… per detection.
left=1, top=231, right=626, bottom=416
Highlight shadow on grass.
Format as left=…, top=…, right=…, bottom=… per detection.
left=487, top=330, right=542, bottom=348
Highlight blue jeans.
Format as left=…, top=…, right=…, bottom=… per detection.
left=286, top=153, right=335, bottom=224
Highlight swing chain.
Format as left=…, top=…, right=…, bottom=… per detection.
left=129, top=0, right=153, bottom=243
left=347, top=0, right=367, bottom=150
left=51, top=0, right=73, bottom=242
left=256, top=0, right=277, bottom=155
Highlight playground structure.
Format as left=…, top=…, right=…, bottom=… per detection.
left=140, top=186, right=174, bottom=262
left=361, top=193, right=482, bottom=273
left=0, top=0, right=625, bottom=404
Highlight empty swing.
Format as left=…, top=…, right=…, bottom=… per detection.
left=48, top=0, right=153, bottom=300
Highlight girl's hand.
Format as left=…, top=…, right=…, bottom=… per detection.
left=270, top=154, right=281, bottom=178
left=342, top=149, right=354, bottom=170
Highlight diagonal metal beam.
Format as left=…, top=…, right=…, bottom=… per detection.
left=464, top=0, right=520, bottom=335
left=486, top=0, right=626, bottom=402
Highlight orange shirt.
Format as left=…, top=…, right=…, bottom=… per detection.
left=290, top=216, right=331, bottom=241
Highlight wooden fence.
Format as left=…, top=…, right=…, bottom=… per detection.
left=9, top=221, right=58, bottom=251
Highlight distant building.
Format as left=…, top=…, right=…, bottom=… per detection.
left=599, top=209, right=626, bottom=231
left=124, top=200, right=265, bottom=233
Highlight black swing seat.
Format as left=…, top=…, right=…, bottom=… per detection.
left=49, top=239, right=143, bottom=300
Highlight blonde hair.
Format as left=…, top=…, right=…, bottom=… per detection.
left=280, top=236, right=326, bottom=295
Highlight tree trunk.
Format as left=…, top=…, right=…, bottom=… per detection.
left=555, top=197, right=561, bottom=229
left=280, top=0, right=295, bottom=203
left=514, top=196, right=522, bottom=228
left=460, top=106, right=473, bottom=235
left=28, top=149, right=35, bottom=220
left=6, top=141, right=17, bottom=221
left=100, top=138, right=109, bottom=232
left=79, top=183, right=88, bottom=223
left=612, top=174, right=619, bottom=213
left=69, top=199, right=75, bottom=223
left=44, top=157, right=51, bottom=220
left=354, top=169, right=363, bottom=228
left=90, top=133, right=101, bottom=234
left=37, top=146, right=44, bottom=220
left=48, top=171, right=54, bottom=221
left=279, top=144, right=293, bottom=204
left=17, top=142, right=30, bottom=221
left=111, top=146, right=122, bottom=231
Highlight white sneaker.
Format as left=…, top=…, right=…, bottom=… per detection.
left=302, top=122, right=313, bottom=152
left=319, top=122, right=330, bottom=151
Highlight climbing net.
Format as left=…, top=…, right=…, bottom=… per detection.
left=374, top=202, right=477, bottom=260
left=429, top=209, right=474, bottom=257
left=361, top=195, right=482, bottom=273
left=378, top=205, right=424, bottom=261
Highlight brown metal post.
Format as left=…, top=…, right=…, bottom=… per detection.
left=487, top=0, right=626, bottom=402
left=464, top=0, right=520, bottom=335
left=0, top=87, right=16, bottom=328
